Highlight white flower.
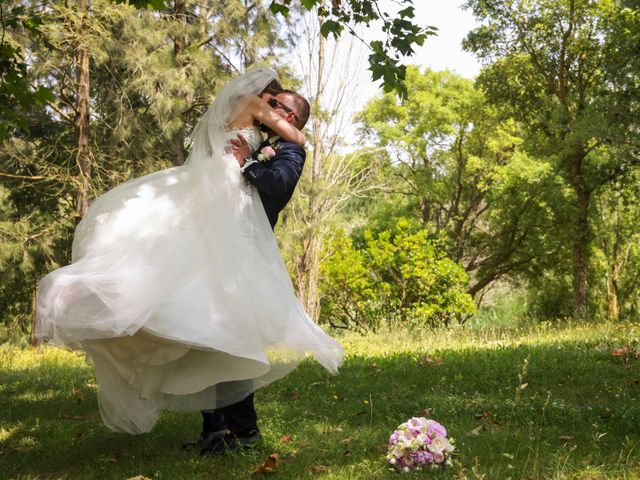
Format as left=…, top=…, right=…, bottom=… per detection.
left=392, top=445, right=405, bottom=458
left=427, top=437, right=454, bottom=454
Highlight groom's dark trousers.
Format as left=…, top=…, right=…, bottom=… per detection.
left=201, top=139, right=306, bottom=436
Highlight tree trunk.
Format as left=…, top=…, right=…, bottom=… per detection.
left=607, top=270, right=620, bottom=320
left=170, top=0, right=187, bottom=166
left=74, top=0, right=92, bottom=223
left=607, top=226, right=623, bottom=320
left=569, top=156, right=590, bottom=321
left=295, top=32, right=326, bottom=321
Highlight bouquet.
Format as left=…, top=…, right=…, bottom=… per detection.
left=386, top=417, right=455, bottom=472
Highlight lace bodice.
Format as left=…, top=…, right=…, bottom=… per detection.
left=224, top=127, right=263, bottom=152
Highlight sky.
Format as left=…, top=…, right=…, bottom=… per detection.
left=355, top=0, right=482, bottom=106
left=311, top=1, right=483, bottom=145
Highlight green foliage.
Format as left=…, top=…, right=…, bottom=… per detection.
left=0, top=4, right=52, bottom=141
left=0, top=0, right=293, bottom=336
left=357, top=66, right=561, bottom=298
left=268, top=0, right=436, bottom=97
left=590, top=168, right=640, bottom=320
left=463, top=0, right=640, bottom=320
left=320, top=220, right=476, bottom=331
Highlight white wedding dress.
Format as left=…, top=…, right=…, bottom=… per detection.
left=35, top=68, right=343, bottom=434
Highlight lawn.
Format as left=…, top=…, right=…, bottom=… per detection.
left=1, top=321, right=639, bottom=479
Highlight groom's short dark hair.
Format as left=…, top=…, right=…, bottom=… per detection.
left=280, top=90, right=310, bottom=130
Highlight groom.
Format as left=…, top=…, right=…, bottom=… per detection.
left=184, top=90, right=311, bottom=455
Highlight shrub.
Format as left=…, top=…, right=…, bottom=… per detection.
left=319, top=220, right=476, bottom=331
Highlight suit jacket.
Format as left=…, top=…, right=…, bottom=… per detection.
left=241, top=139, right=305, bottom=229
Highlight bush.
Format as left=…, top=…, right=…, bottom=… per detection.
left=319, top=220, right=476, bottom=331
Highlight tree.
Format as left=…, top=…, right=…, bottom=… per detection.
left=463, top=0, right=640, bottom=320
left=269, top=0, right=436, bottom=97
left=0, top=0, right=435, bottom=144
left=0, top=0, right=293, bottom=338
left=592, top=168, right=640, bottom=320
left=358, top=66, right=558, bottom=300
left=280, top=11, right=381, bottom=320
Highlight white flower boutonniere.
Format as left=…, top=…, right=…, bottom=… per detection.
left=256, top=146, right=276, bottom=162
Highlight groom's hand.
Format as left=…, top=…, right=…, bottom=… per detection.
left=230, top=135, right=251, bottom=167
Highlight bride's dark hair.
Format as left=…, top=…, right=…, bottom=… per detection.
left=260, top=79, right=283, bottom=96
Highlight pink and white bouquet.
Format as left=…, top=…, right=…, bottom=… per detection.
left=386, top=417, right=455, bottom=472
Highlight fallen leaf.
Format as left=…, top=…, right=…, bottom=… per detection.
left=370, top=362, right=378, bottom=369
left=73, top=415, right=85, bottom=421
left=630, top=379, right=639, bottom=386
left=251, top=454, right=279, bottom=475
left=126, top=476, right=151, bottom=480
left=612, top=346, right=631, bottom=357
left=74, top=429, right=83, bottom=439
left=420, top=408, right=434, bottom=416
left=559, top=435, right=574, bottom=441
left=342, top=450, right=352, bottom=456
left=279, top=434, right=293, bottom=443
left=466, top=426, right=485, bottom=437
left=310, top=464, right=329, bottom=474
left=291, top=390, right=300, bottom=399
left=419, top=354, right=445, bottom=366
left=474, top=411, right=492, bottom=420
left=72, top=388, right=83, bottom=402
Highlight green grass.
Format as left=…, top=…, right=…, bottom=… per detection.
left=1, top=321, right=639, bottom=479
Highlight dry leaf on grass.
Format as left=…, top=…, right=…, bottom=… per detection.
left=309, top=464, right=329, bottom=474
left=279, top=434, right=293, bottom=443
left=419, top=354, right=445, bottom=366
left=126, top=476, right=151, bottom=480
left=251, top=454, right=279, bottom=475
left=466, top=426, right=485, bottom=437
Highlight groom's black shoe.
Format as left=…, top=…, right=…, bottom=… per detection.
left=200, top=430, right=261, bottom=455
left=182, top=428, right=227, bottom=451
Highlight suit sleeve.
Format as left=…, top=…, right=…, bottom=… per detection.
left=242, top=144, right=305, bottom=198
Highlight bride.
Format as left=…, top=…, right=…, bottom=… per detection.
left=34, top=67, right=344, bottom=436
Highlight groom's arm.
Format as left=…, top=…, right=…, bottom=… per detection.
left=241, top=145, right=305, bottom=198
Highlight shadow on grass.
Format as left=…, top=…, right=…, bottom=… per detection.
left=1, top=337, right=639, bottom=479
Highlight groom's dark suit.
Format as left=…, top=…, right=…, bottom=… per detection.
left=200, top=138, right=305, bottom=440
left=242, top=138, right=306, bottom=228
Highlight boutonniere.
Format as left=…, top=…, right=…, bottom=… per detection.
left=256, top=146, right=276, bottom=162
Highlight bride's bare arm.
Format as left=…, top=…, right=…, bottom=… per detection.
left=247, top=96, right=306, bottom=145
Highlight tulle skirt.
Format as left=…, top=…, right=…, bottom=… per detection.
left=35, top=129, right=343, bottom=434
